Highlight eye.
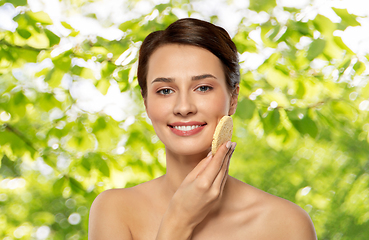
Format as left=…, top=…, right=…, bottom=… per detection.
left=157, top=88, right=174, bottom=95
left=196, top=85, right=213, bottom=92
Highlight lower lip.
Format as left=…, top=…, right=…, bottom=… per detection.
left=169, top=125, right=206, bottom=136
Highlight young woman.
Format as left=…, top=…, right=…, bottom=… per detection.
left=89, top=18, right=317, bottom=240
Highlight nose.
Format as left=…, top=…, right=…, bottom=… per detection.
left=173, top=92, right=197, bottom=117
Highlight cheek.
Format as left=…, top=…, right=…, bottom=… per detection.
left=145, top=97, right=169, bottom=124
left=198, top=92, right=230, bottom=115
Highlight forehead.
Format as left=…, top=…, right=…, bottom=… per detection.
left=147, top=44, right=225, bottom=81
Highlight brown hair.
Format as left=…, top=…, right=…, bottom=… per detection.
left=137, top=18, right=240, bottom=98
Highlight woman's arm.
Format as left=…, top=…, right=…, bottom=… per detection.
left=88, top=190, right=133, bottom=240
left=156, top=141, right=236, bottom=240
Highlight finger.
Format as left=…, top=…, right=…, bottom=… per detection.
left=219, top=143, right=236, bottom=191
left=199, top=141, right=232, bottom=181
left=212, top=142, right=234, bottom=189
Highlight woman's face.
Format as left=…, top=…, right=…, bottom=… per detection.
left=145, top=44, right=238, bottom=156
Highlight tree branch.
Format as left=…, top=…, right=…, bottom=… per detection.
left=5, top=124, right=38, bottom=152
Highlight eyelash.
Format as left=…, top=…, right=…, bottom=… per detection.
left=156, top=85, right=213, bottom=95
left=157, top=88, right=174, bottom=95
left=196, top=85, right=213, bottom=92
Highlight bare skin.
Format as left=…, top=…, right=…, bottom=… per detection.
left=88, top=44, right=317, bottom=240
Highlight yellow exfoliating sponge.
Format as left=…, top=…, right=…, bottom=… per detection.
left=211, top=116, right=233, bottom=155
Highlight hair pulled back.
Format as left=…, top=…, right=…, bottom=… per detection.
left=137, top=18, right=240, bottom=98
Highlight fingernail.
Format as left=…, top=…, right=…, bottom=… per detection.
left=207, top=151, right=212, bottom=157
left=232, top=142, right=237, bottom=149
left=226, top=141, right=231, bottom=149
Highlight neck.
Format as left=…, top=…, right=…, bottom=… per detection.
left=161, top=147, right=209, bottom=196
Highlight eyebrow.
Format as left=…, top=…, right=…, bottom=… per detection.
left=192, top=74, right=217, bottom=81
left=151, top=74, right=217, bottom=84
left=151, top=77, right=174, bottom=84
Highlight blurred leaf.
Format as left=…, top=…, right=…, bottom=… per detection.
left=353, top=61, right=366, bottom=75
left=287, top=111, right=318, bottom=138
left=70, top=65, right=83, bottom=75
left=38, top=93, right=62, bottom=112
left=69, top=177, right=85, bottom=194
left=332, top=8, right=360, bottom=29
left=323, top=38, right=344, bottom=61
left=259, top=108, right=280, bottom=134
left=32, top=212, right=55, bottom=225
left=156, top=3, right=171, bottom=13
left=233, top=31, right=257, bottom=53
left=292, top=21, right=311, bottom=36
left=27, top=11, right=53, bottom=25
left=296, top=80, right=306, bottom=98
left=97, top=157, right=110, bottom=177
left=81, top=155, right=92, bottom=171
left=81, top=152, right=110, bottom=177
left=53, top=176, right=66, bottom=194
left=307, top=39, right=326, bottom=61
left=66, top=135, right=95, bottom=152
left=96, top=79, right=110, bottom=95
left=265, top=68, right=289, bottom=89
left=331, top=100, right=357, bottom=121
left=313, top=15, right=335, bottom=35
left=275, top=64, right=289, bottom=76
left=4, top=0, right=27, bottom=6
left=260, top=22, right=279, bottom=48
left=235, top=98, right=256, bottom=120
left=80, top=67, right=95, bottom=80
left=101, top=61, right=116, bottom=78
left=61, top=21, right=73, bottom=30
left=286, top=108, right=307, bottom=121
left=0, top=154, right=20, bottom=177
left=44, top=68, right=64, bottom=88
left=15, top=48, right=39, bottom=63
left=338, top=57, right=351, bottom=75
left=283, top=7, right=299, bottom=13
left=333, top=36, right=354, bottom=55
left=249, top=0, right=276, bottom=12
left=268, top=24, right=281, bottom=41
left=93, top=117, right=107, bottom=132
left=12, top=91, right=28, bottom=118
left=17, top=28, right=32, bottom=39
left=52, top=54, right=71, bottom=72
left=44, top=29, right=60, bottom=46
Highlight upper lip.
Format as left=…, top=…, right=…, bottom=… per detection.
left=168, top=121, right=207, bottom=127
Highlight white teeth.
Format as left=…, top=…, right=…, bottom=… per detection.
left=173, top=125, right=201, bottom=131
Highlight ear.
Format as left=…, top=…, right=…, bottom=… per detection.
left=228, top=84, right=239, bottom=115
left=143, top=97, right=149, bottom=117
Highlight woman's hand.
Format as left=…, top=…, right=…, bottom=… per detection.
left=156, top=141, right=236, bottom=240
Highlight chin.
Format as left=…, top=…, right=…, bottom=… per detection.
left=166, top=144, right=211, bottom=157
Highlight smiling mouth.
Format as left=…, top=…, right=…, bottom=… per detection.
left=171, top=125, right=204, bottom=131
left=168, top=122, right=207, bottom=131
left=168, top=123, right=207, bottom=136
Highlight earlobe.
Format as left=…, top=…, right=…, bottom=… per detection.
left=228, top=84, right=239, bottom=115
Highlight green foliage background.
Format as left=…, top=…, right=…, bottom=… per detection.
left=1, top=0, right=369, bottom=239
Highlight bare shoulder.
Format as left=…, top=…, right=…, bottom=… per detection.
left=263, top=192, right=317, bottom=240
left=230, top=178, right=317, bottom=240
left=88, top=179, right=159, bottom=240
left=88, top=188, right=135, bottom=240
